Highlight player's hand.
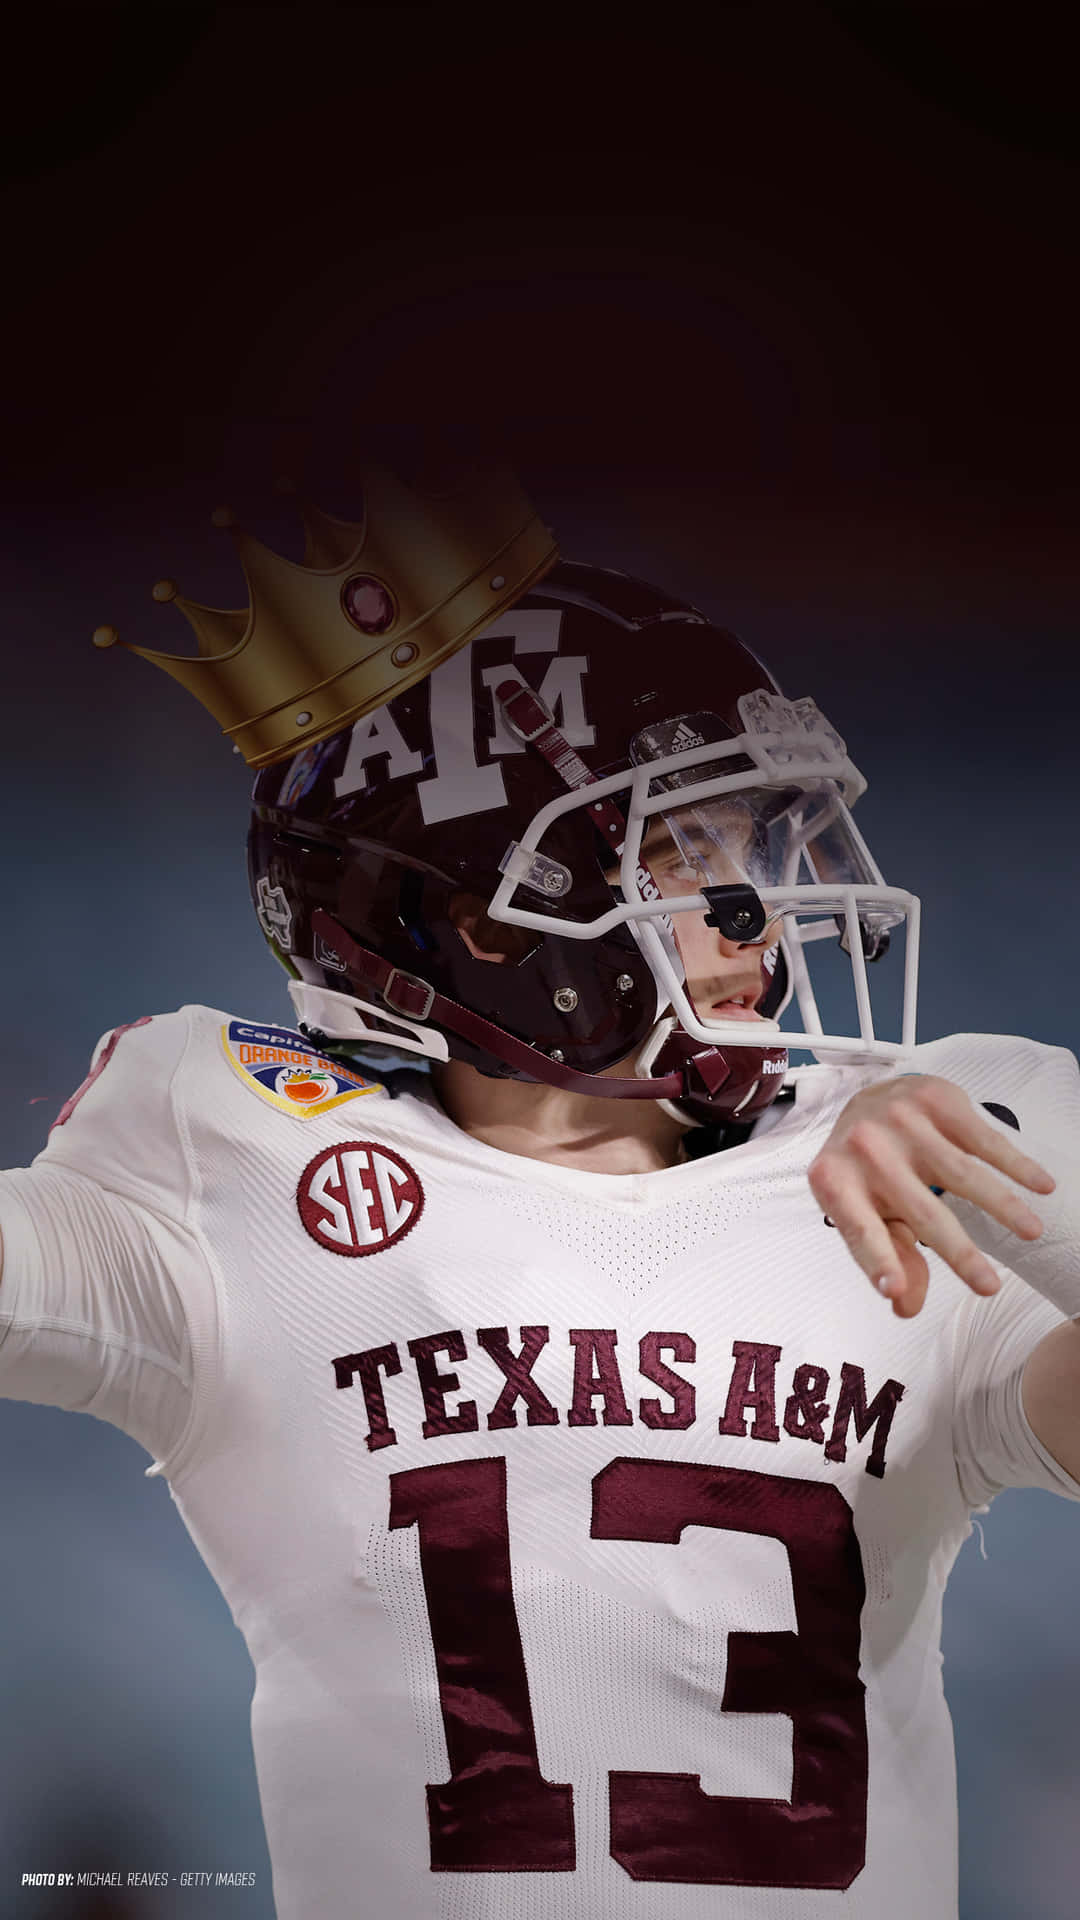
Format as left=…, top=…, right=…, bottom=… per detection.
left=807, top=1074, right=1056, bottom=1317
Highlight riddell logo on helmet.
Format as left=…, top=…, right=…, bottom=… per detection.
left=762, top=1056, right=788, bottom=1072
left=297, top=1142, right=424, bottom=1257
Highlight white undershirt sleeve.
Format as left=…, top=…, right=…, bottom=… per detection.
left=0, top=1164, right=203, bottom=1464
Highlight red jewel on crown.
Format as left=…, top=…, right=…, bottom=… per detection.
left=341, top=574, right=396, bottom=635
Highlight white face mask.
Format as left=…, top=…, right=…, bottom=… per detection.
left=486, top=693, right=921, bottom=1064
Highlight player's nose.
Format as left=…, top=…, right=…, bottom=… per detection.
left=710, top=929, right=769, bottom=958
left=709, top=917, right=783, bottom=960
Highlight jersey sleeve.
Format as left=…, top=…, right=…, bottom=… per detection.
left=0, top=1010, right=216, bottom=1472
left=950, top=1263, right=1080, bottom=1508
left=911, top=1035, right=1080, bottom=1507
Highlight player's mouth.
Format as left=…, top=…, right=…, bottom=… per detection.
left=688, top=949, right=776, bottom=1024
left=708, top=968, right=770, bottom=1021
left=709, top=995, right=766, bottom=1022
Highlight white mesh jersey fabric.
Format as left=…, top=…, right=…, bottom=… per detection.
left=1, top=1007, right=1079, bottom=1920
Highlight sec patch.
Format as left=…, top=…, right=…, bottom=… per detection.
left=222, top=1020, right=385, bottom=1118
left=297, top=1141, right=424, bottom=1256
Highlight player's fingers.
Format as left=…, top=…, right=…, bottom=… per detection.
left=894, top=1112, right=1046, bottom=1240
left=867, top=1161, right=1001, bottom=1297
left=905, top=1082, right=1055, bottom=1194
left=949, top=1119, right=1053, bottom=1195
left=810, top=1135, right=1002, bottom=1302
left=885, top=1221, right=931, bottom=1318
left=811, top=1164, right=929, bottom=1300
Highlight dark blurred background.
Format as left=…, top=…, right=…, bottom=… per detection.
left=1, top=5, right=1077, bottom=1915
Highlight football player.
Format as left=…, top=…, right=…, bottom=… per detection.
left=2, top=559, right=1078, bottom=1918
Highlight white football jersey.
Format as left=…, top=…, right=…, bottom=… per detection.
left=1, top=1007, right=1078, bottom=1920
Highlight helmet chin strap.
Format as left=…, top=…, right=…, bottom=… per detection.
left=310, top=910, right=740, bottom=1105
left=633, top=1012, right=694, bottom=1126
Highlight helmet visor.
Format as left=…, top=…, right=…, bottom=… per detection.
left=630, top=713, right=904, bottom=943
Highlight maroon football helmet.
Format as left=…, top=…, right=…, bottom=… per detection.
left=248, top=561, right=913, bottom=1123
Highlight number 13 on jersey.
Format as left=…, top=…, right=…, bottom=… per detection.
left=389, top=1455, right=868, bottom=1888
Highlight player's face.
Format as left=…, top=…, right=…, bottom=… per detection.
left=636, top=811, right=783, bottom=1021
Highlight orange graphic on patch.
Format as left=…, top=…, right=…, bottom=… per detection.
left=281, top=1069, right=333, bottom=1104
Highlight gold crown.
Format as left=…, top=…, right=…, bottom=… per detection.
left=92, top=460, right=558, bottom=767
